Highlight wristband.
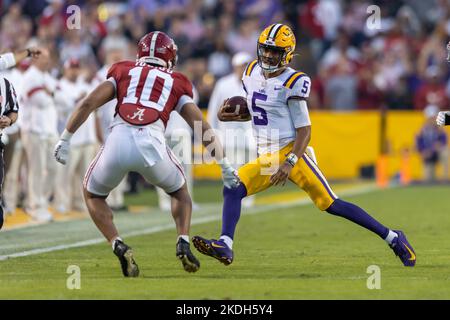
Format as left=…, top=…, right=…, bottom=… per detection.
left=61, top=129, right=73, bottom=141
left=285, top=153, right=298, bottom=167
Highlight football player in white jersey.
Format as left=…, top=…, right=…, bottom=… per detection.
left=193, top=24, right=416, bottom=268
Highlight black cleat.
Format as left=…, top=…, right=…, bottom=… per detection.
left=176, top=238, right=200, bottom=273
left=113, top=240, right=139, bottom=277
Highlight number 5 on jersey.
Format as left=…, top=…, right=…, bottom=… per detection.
left=251, top=92, right=268, bottom=125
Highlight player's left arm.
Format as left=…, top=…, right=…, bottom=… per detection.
left=54, top=81, right=115, bottom=164
left=271, top=74, right=312, bottom=186
left=270, top=100, right=311, bottom=186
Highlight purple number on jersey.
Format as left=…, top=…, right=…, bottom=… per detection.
left=251, top=92, right=268, bottom=125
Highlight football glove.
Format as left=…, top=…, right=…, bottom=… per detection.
left=436, top=111, right=450, bottom=126
left=220, top=158, right=240, bottom=189
left=54, top=139, right=70, bottom=165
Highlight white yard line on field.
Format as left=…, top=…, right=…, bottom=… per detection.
left=0, top=183, right=382, bottom=261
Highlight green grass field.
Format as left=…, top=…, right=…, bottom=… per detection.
left=0, top=182, right=450, bottom=299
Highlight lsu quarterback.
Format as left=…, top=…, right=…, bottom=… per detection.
left=192, top=24, right=416, bottom=267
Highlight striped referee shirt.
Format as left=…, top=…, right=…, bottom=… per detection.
left=0, top=76, right=19, bottom=119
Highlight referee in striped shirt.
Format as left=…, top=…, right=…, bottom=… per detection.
left=0, top=76, right=19, bottom=230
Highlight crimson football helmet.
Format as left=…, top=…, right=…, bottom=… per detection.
left=137, top=31, right=178, bottom=69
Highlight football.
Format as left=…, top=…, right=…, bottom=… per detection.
left=223, top=96, right=249, bottom=116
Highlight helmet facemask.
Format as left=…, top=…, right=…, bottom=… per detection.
left=138, top=56, right=169, bottom=68
left=257, top=43, right=287, bottom=73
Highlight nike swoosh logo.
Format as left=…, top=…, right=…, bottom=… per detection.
left=402, top=241, right=416, bottom=261
left=211, top=243, right=226, bottom=249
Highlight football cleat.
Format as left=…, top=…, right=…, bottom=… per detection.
left=192, top=236, right=233, bottom=266
left=389, top=230, right=416, bottom=267
left=176, top=238, right=200, bottom=273
left=113, top=239, right=140, bottom=277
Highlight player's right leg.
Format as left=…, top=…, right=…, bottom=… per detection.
left=83, top=188, right=139, bottom=277
left=83, top=132, right=140, bottom=277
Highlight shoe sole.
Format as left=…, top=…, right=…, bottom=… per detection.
left=192, top=237, right=232, bottom=266
left=120, top=249, right=140, bottom=277
left=177, top=254, right=200, bottom=273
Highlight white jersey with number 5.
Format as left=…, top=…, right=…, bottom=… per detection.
left=242, top=60, right=311, bottom=155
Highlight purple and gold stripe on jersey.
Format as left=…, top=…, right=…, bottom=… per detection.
left=283, top=72, right=306, bottom=89
left=302, top=153, right=338, bottom=200
left=244, top=60, right=258, bottom=77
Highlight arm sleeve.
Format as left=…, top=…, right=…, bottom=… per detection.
left=288, top=99, right=311, bottom=129
left=3, top=79, right=19, bottom=114
left=287, top=75, right=312, bottom=101
left=0, top=53, right=16, bottom=71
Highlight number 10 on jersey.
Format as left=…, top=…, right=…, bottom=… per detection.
left=123, top=67, right=173, bottom=111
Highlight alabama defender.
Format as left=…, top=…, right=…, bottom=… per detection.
left=54, top=32, right=239, bottom=277
left=193, top=24, right=416, bottom=267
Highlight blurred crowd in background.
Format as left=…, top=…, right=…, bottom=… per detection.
left=2, top=0, right=450, bottom=220
left=3, top=0, right=450, bottom=111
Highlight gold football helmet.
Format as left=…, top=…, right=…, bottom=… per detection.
left=257, top=24, right=296, bottom=72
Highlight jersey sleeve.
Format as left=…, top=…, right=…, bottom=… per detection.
left=173, top=72, right=195, bottom=113
left=175, top=72, right=194, bottom=99
left=106, top=62, right=123, bottom=87
left=285, top=73, right=311, bottom=101
left=241, top=59, right=257, bottom=94
left=288, top=99, right=311, bottom=128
